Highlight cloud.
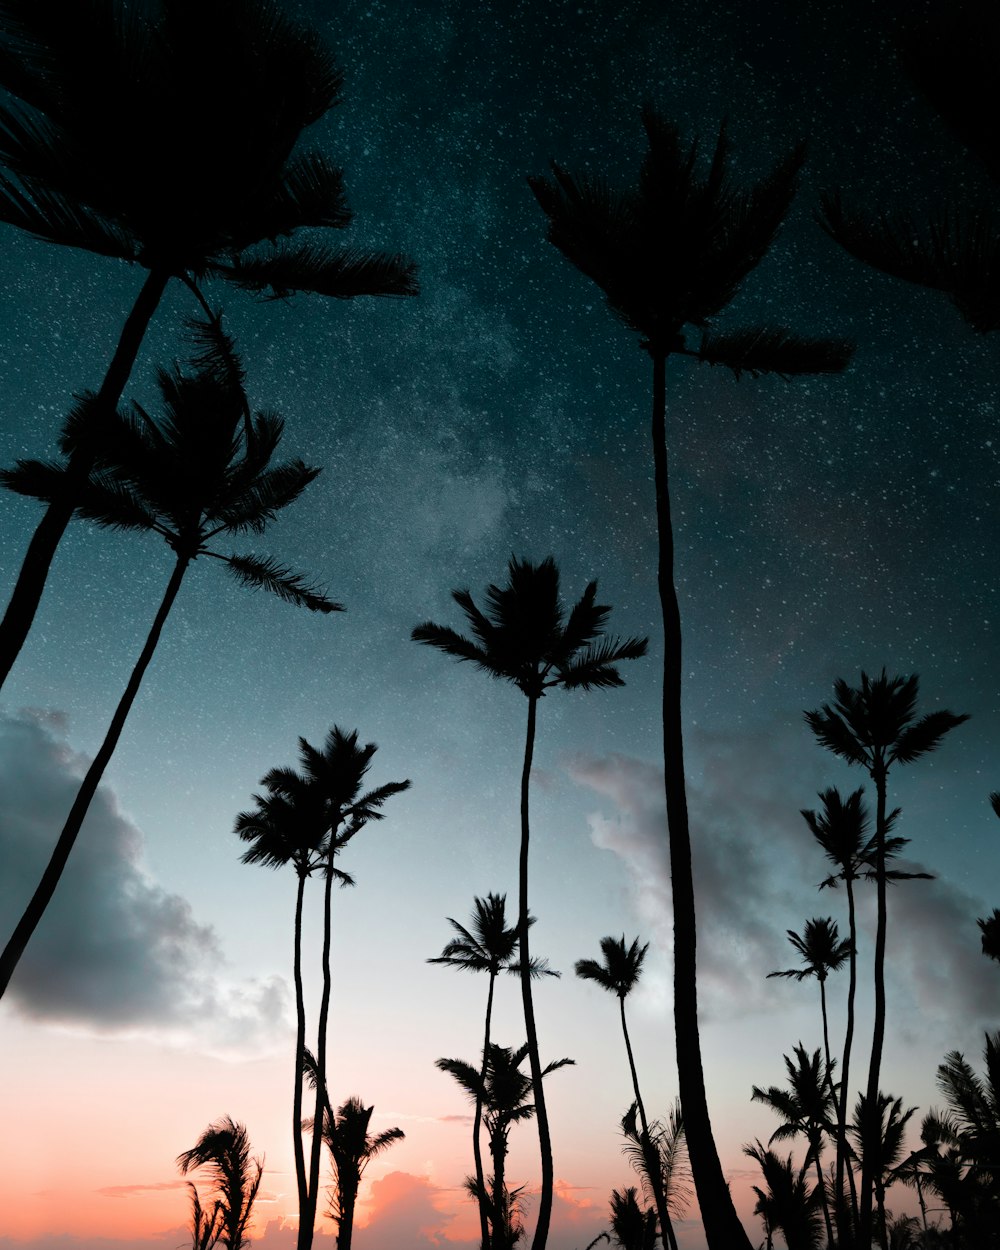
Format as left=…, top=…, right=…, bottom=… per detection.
left=0, top=709, right=290, bottom=1053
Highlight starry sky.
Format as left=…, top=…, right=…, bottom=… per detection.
left=1, top=1, right=998, bottom=1248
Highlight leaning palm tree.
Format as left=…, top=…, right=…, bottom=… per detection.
left=177, top=1116, right=263, bottom=1250
left=315, top=1096, right=404, bottom=1250
left=805, top=669, right=968, bottom=1247
left=576, top=936, right=676, bottom=1250
left=414, top=555, right=646, bottom=1250
left=0, top=0, right=417, bottom=689
left=429, top=893, right=558, bottom=1249
left=0, top=320, right=339, bottom=1002
left=437, top=1042, right=575, bottom=1250
left=266, top=728, right=410, bottom=1250
left=529, top=107, right=852, bottom=1250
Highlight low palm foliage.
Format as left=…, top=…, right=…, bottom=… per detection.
left=177, top=1117, right=263, bottom=1250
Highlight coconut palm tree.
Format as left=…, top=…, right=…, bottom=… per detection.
left=744, top=1139, right=824, bottom=1250
left=429, top=893, right=558, bottom=1249
left=265, top=728, right=410, bottom=1249
left=184, top=1182, right=223, bottom=1250
left=437, top=1042, right=575, bottom=1250
left=847, top=1093, right=918, bottom=1250
left=314, top=1096, right=404, bottom=1250
left=414, top=554, right=646, bottom=1250
left=529, top=107, right=853, bottom=1250
left=576, top=935, right=676, bottom=1250
left=0, top=0, right=418, bottom=689
left=619, top=1099, right=691, bottom=1249
left=234, top=779, right=353, bottom=1240
left=608, top=1187, right=657, bottom=1250
left=0, top=320, right=339, bottom=1002
left=805, top=669, right=968, bottom=1247
left=177, top=1116, right=263, bottom=1250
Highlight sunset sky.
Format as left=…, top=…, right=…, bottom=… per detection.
left=1, top=1, right=999, bottom=1248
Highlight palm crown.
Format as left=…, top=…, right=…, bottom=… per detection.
left=429, top=892, right=557, bottom=980
left=412, top=555, right=648, bottom=701
left=575, top=935, right=649, bottom=1001
left=767, top=918, right=851, bottom=986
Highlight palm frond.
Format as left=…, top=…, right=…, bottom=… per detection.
left=696, top=327, right=854, bottom=379
left=217, top=242, right=419, bottom=299
left=222, top=552, right=342, bottom=612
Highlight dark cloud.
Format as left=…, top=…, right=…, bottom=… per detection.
left=0, top=709, right=289, bottom=1051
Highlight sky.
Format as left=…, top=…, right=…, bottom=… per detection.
left=0, top=0, right=998, bottom=1248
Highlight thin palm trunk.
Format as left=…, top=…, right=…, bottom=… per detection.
left=0, top=550, right=189, bottom=997
left=301, top=840, right=336, bottom=1250
left=650, top=351, right=752, bottom=1250
left=475, top=973, right=497, bottom=1249
left=619, top=997, right=677, bottom=1250
left=836, top=876, right=859, bottom=1242
left=859, top=766, right=888, bottom=1250
left=339, top=1176, right=359, bottom=1250
left=811, top=1140, right=835, bottom=1249
left=292, top=869, right=309, bottom=1235
left=0, top=267, right=170, bottom=691
left=520, top=694, right=554, bottom=1250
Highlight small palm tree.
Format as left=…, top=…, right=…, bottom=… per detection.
left=177, top=1116, right=263, bottom=1250
left=620, top=1099, right=691, bottom=1245
left=414, top=555, right=646, bottom=1250
left=608, top=1187, right=657, bottom=1250
left=744, top=1139, right=824, bottom=1250
left=847, top=1093, right=918, bottom=1250
left=529, top=108, right=852, bottom=1250
left=317, top=1096, right=404, bottom=1250
left=0, top=320, right=338, bottom=1001
left=576, top=936, right=676, bottom=1250
left=429, top=893, right=558, bottom=1249
left=0, top=0, right=417, bottom=688
left=805, top=669, right=968, bottom=1248
left=184, top=1182, right=223, bottom=1250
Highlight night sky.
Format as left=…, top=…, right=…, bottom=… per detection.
left=1, top=2, right=998, bottom=1248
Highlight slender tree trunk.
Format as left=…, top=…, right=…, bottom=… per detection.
left=520, top=694, right=554, bottom=1250
left=475, top=974, right=497, bottom=1249
left=0, top=267, right=170, bottom=691
left=292, top=870, right=309, bottom=1237
left=859, top=762, right=888, bottom=1250
left=649, top=349, right=752, bottom=1250
left=0, top=551, right=189, bottom=998
left=812, top=1138, right=835, bottom=1249
left=619, top=997, right=677, bottom=1250
left=836, top=876, right=860, bottom=1242
left=339, top=1174, right=358, bottom=1250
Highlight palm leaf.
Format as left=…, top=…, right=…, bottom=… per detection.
left=217, top=242, right=419, bottom=299
left=221, top=552, right=342, bottom=612
left=696, top=327, right=854, bottom=379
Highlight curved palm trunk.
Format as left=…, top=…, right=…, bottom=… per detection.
left=519, top=694, right=554, bottom=1250
left=809, top=1137, right=835, bottom=1249
left=0, top=267, right=170, bottom=691
left=292, top=869, right=309, bottom=1235
left=835, top=876, right=860, bottom=1242
left=619, top=996, right=677, bottom=1250
left=649, top=351, right=752, bottom=1250
left=302, top=842, right=337, bottom=1250
left=0, top=551, right=189, bottom=998
left=859, top=764, right=888, bottom=1250
left=475, top=973, right=497, bottom=1249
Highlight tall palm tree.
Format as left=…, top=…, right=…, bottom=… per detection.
left=0, top=0, right=417, bottom=689
left=429, top=893, right=558, bottom=1249
left=529, top=107, right=853, bottom=1250
left=575, top=935, right=676, bottom=1250
left=0, top=321, right=339, bottom=1001
left=264, top=728, right=410, bottom=1249
left=805, top=669, right=968, bottom=1247
left=437, top=1042, right=575, bottom=1250
left=316, top=1096, right=404, bottom=1250
left=235, top=780, right=351, bottom=1240
left=177, top=1116, right=263, bottom=1250
left=414, top=554, right=646, bottom=1250
left=607, top=1187, right=657, bottom=1250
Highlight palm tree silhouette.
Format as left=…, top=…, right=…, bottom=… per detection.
left=576, top=936, right=676, bottom=1250
left=529, top=107, right=852, bottom=1250
left=0, top=320, right=338, bottom=1002
left=744, top=1139, right=824, bottom=1250
left=0, top=0, right=417, bottom=688
left=437, top=1042, right=575, bottom=1250
left=429, top=893, right=558, bottom=1248
left=608, top=1187, right=657, bottom=1250
left=619, top=1099, right=691, bottom=1242
left=315, top=1096, right=404, bottom=1250
left=805, top=669, right=968, bottom=1248
left=266, top=727, right=410, bottom=1249
left=184, top=1181, right=223, bottom=1250
left=414, top=554, right=646, bottom=1250
left=177, top=1116, right=263, bottom=1250
left=235, top=779, right=351, bottom=1240
left=847, top=1092, right=917, bottom=1250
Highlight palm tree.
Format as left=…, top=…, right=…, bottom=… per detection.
left=0, top=0, right=418, bottom=688
left=0, top=320, right=339, bottom=1002
left=429, top=893, right=558, bottom=1249
left=184, top=1182, right=223, bottom=1250
left=437, top=1042, right=575, bottom=1250
left=620, top=1099, right=691, bottom=1248
left=847, top=1093, right=918, bottom=1250
left=414, top=554, right=646, bottom=1250
left=177, top=1116, right=263, bottom=1250
left=235, top=779, right=351, bottom=1240
left=767, top=919, right=852, bottom=1091
left=744, top=1139, right=824, bottom=1250
left=608, top=1187, right=657, bottom=1250
left=529, top=107, right=853, bottom=1250
left=264, top=728, right=410, bottom=1249
left=576, top=935, right=676, bottom=1250
left=316, top=1096, right=404, bottom=1250
left=805, top=669, right=968, bottom=1247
